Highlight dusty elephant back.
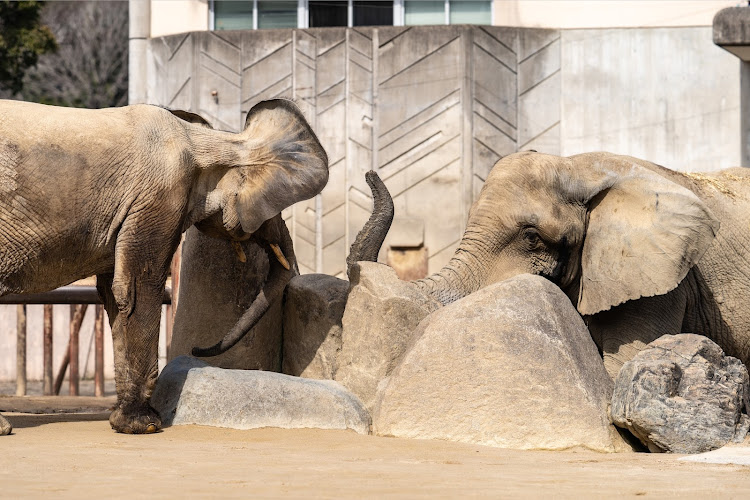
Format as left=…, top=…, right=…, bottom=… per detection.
left=0, top=101, right=189, bottom=294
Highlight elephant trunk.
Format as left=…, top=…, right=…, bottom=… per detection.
left=346, top=170, right=395, bottom=279
left=413, top=234, right=485, bottom=305
left=191, top=221, right=296, bottom=357
left=348, top=170, right=483, bottom=306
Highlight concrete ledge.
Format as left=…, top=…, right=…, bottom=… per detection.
left=713, top=7, right=750, bottom=60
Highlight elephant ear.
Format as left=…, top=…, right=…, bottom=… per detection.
left=576, top=154, right=719, bottom=316
left=169, top=109, right=212, bottom=128
left=229, top=99, right=329, bottom=234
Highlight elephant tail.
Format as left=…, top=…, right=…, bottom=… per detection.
left=346, top=170, right=394, bottom=279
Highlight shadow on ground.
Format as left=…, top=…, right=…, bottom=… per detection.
left=6, top=412, right=110, bottom=430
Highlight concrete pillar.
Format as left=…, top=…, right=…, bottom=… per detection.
left=129, top=0, right=151, bottom=104
left=742, top=62, right=750, bottom=167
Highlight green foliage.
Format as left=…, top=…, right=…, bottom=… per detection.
left=0, top=1, right=57, bottom=94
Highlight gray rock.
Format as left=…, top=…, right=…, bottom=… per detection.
left=611, top=333, right=750, bottom=454
left=0, top=414, right=11, bottom=436
left=169, top=227, right=285, bottom=371
left=334, top=262, right=441, bottom=410
left=373, top=274, right=629, bottom=453
left=152, top=356, right=371, bottom=434
left=282, top=274, right=349, bottom=379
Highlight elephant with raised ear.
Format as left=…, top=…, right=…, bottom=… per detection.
left=0, top=98, right=328, bottom=434
left=355, top=151, right=750, bottom=378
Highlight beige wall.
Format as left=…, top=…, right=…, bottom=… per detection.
left=151, top=0, right=208, bottom=38
left=493, top=0, right=736, bottom=28
left=149, top=1, right=738, bottom=38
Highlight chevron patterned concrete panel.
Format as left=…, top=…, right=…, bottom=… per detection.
left=148, top=26, right=563, bottom=278
left=149, top=33, right=194, bottom=110
left=196, top=32, right=243, bottom=131
left=517, top=30, right=561, bottom=154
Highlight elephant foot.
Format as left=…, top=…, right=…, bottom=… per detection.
left=109, top=403, right=161, bottom=434
left=0, top=414, right=12, bottom=436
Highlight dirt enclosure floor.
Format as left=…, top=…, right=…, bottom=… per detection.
left=1, top=396, right=749, bottom=498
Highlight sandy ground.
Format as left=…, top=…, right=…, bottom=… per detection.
left=1, top=396, right=749, bottom=499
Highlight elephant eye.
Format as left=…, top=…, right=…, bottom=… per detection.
left=522, top=227, right=543, bottom=249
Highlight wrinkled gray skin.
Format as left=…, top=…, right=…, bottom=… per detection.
left=0, top=98, right=328, bottom=434
left=359, top=151, right=750, bottom=379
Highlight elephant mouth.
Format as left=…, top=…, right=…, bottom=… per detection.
left=229, top=239, right=291, bottom=271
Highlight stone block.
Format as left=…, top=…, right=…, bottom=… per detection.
left=373, top=274, right=628, bottom=453
left=170, top=227, right=284, bottom=371
left=152, top=356, right=371, bottom=434
left=334, top=262, right=441, bottom=411
left=282, top=274, right=349, bottom=379
left=611, top=334, right=750, bottom=454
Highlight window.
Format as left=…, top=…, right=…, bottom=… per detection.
left=449, top=1, right=491, bottom=24
left=354, top=1, right=394, bottom=26
left=211, top=0, right=490, bottom=30
left=402, top=1, right=491, bottom=26
left=404, top=1, right=444, bottom=26
left=309, top=1, right=348, bottom=28
left=258, top=1, right=297, bottom=29
left=214, top=0, right=253, bottom=30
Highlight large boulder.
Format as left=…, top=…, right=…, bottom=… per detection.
left=611, top=334, right=750, bottom=453
left=282, top=274, right=349, bottom=379
left=151, top=356, right=371, bottom=434
left=169, top=227, right=284, bottom=371
left=373, top=274, right=629, bottom=452
left=333, top=262, right=441, bottom=410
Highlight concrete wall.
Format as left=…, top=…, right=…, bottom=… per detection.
left=560, top=27, right=740, bottom=170
left=494, top=1, right=737, bottom=29
left=145, top=24, right=739, bottom=280
left=151, top=0, right=208, bottom=37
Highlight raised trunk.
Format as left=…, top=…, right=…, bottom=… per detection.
left=348, top=170, right=484, bottom=305
left=347, top=170, right=394, bottom=278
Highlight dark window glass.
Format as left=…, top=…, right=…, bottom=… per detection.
left=258, top=1, right=297, bottom=29
left=214, top=0, right=253, bottom=30
left=309, top=1, right=348, bottom=27
left=354, top=1, right=393, bottom=26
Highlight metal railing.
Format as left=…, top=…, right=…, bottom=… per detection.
left=2, top=286, right=173, bottom=397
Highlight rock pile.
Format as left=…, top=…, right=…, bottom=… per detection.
left=611, top=333, right=750, bottom=453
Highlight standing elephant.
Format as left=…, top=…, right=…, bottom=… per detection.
left=357, top=151, right=750, bottom=378
left=0, top=98, right=328, bottom=434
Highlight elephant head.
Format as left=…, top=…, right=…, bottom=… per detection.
left=356, top=151, right=719, bottom=318
left=172, top=99, right=328, bottom=357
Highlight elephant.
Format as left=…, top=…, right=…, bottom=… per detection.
left=0, top=98, right=328, bottom=434
left=355, top=151, right=750, bottom=379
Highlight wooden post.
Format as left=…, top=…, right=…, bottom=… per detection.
left=68, top=304, right=87, bottom=395
left=53, top=349, right=70, bottom=396
left=54, top=304, right=87, bottom=396
left=43, top=304, right=53, bottom=395
left=94, top=305, right=105, bottom=397
left=16, top=304, right=26, bottom=396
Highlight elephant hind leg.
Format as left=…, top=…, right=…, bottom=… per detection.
left=0, top=414, right=12, bottom=436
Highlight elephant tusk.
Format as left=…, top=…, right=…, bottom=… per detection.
left=231, top=240, right=247, bottom=263
left=270, top=243, right=291, bottom=270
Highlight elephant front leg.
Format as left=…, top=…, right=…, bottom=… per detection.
left=97, top=269, right=165, bottom=434
left=587, top=286, right=688, bottom=379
